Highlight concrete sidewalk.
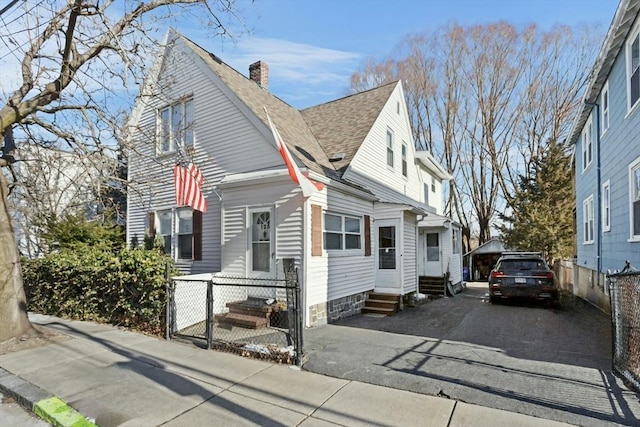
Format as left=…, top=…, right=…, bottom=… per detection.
left=0, top=315, right=574, bottom=427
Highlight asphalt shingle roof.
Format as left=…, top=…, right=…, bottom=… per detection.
left=301, top=81, right=398, bottom=175
left=176, top=33, right=396, bottom=184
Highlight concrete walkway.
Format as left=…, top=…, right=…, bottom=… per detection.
left=0, top=314, right=575, bottom=426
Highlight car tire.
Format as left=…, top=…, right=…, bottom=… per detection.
left=489, top=296, right=499, bottom=304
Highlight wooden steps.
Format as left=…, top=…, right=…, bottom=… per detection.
left=362, top=292, right=400, bottom=316
left=215, top=312, right=269, bottom=329
left=214, top=298, right=277, bottom=329
left=419, top=276, right=447, bottom=297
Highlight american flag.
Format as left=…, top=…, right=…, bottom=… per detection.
left=174, top=159, right=207, bottom=213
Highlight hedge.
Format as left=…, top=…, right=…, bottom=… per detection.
left=22, top=247, right=177, bottom=336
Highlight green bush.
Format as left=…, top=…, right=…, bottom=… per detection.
left=23, top=246, right=177, bottom=335
left=42, top=214, right=125, bottom=254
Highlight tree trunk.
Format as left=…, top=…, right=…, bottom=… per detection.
left=0, top=170, right=33, bottom=341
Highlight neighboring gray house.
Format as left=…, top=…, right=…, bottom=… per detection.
left=126, top=30, right=459, bottom=327
left=569, top=0, right=640, bottom=312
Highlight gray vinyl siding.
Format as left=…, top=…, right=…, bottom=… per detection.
left=403, top=211, right=417, bottom=293
left=127, top=38, right=288, bottom=275
left=575, top=23, right=640, bottom=274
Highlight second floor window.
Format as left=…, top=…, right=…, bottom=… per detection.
left=582, top=117, right=593, bottom=171
left=601, top=82, right=610, bottom=134
left=159, top=98, right=194, bottom=154
left=401, top=143, right=408, bottom=177
left=386, top=129, right=394, bottom=167
left=628, top=28, right=640, bottom=110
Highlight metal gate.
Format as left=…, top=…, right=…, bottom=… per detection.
left=167, top=259, right=303, bottom=365
left=607, top=262, right=640, bottom=392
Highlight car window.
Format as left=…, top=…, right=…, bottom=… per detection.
left=498, top=259, right=546, bottom=271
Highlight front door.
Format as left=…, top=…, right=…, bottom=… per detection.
left=423, top=232, right=442, bottom=276
left=375, top=219, right=401, bottom=293
left=249, top=207, right=275, bottom=278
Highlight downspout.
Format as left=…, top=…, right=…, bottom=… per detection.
left=585, top=100, right=602, bottom=288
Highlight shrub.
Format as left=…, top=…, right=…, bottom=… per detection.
left=23, top=246, right=177, bottom=335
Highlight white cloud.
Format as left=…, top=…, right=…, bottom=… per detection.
left=186, top=32, right=362, bottom=107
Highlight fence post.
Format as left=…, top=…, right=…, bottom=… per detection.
left=283, top=258, right=303, bottom=366
left=165, top=262, right=173, bottom=341
left=206, top=280, right=214, bottom=350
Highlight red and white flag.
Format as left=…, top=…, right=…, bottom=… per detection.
left=264, top=108, right=324, bottom=197
left=174, top=163, right=207, bottom=213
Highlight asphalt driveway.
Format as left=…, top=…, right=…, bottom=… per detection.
left=302, top=283, right=640, bottom=427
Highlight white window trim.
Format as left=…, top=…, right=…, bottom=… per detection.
left=583, top=195, right=594, bottom=244
left=386, top=128, right=394, bottom=169
left=602, top=180, right=611, bottom=233
left=582, top=116, right=593, bottom=172
left=176, top=207, right=194, bottom=260
left=323, top=211, right=364, bottom=255
left=601, top=81, right=610, bottom=136
left=627, top=23, right=640, bottom=115
left=156, top=208, right=174, bottom=258
left=629, top=157, right=640, bottom=242
left=156, top=97, right=195, bottom=156
left=401, top=142, right=408, bottom=178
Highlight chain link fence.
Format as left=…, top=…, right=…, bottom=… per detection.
left=166, top=259, right=303, bottom=365
left=607, top=262, right=640, bottom=393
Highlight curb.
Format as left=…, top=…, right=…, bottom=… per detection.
left=0, top=368, right=96, bottom=427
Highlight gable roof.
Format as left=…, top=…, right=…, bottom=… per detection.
left=168, top=31, right=399, bottom=187
left=300, top=81, right=399, bottom=175
left=568, top=0, right=640, bottom=145
left=175, top=33, right=338, bottom=178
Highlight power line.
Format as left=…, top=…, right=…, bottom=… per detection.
left=0, top=0, right=21, bottom=17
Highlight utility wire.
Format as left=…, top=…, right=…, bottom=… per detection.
left=0, top=0, right=21, bottom=17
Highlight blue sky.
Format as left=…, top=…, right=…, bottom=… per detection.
left=181, top=0, right=620, bottom=110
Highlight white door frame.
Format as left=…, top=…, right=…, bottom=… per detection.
left=424, top=231, right=442, bottom=277
left=375, top=218, right=402, bottom=294
left=247, top=206, right=275, bottom=278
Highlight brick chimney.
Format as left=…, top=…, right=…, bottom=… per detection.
left=249, top=61, right=268, bottom=89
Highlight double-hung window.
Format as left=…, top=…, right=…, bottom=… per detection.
left=630, top=157, right=640, bottom=240
left=601, top=81, right=610, bottom=134
left=583, top=195, right=594, bottom=244
left=158, top=98, right=194, bottom=154
left=176, top=207, right=194, bottom=260
left=323, top=213, right=361, bottom=251
left=157, top=210, right=172, bottom=254
left=401, top=142, right=408, bottom=177
left=153, top=208, right=202, bottom=260
left=602, top=180, right=611, bottom=233
left=582, top=117, right=593, bottom=171
left=386, top=129, right=394, bottom=168
left=628, top=26, right=640, bottom=111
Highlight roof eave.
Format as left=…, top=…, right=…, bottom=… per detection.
left=568, top=0, right=640, bottom=145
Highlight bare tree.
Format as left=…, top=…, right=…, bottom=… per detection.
left=349, top=22, right=600, bottom=249
left=0, top=0, right=246, bottom=342
left=10, top=144, right=109, bottom=257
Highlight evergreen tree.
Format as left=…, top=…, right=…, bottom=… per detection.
left=499, top=140, right=574, bottom=262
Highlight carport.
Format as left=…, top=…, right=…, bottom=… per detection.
left=463, top=238, right=505, bottom=281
